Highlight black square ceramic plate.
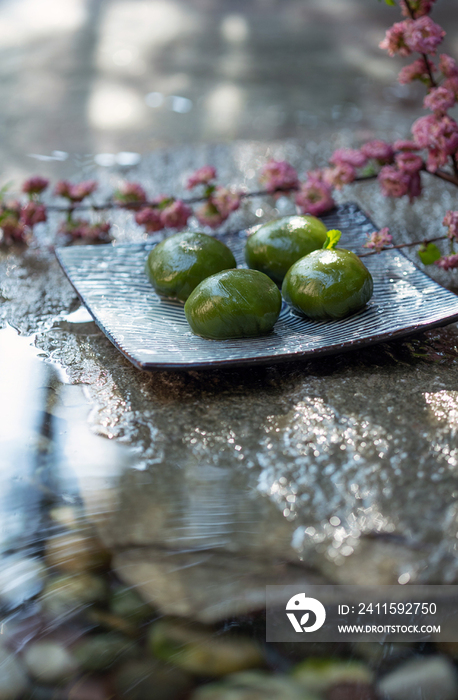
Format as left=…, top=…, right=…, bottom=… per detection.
left=56, top=203, right=458, bottom=370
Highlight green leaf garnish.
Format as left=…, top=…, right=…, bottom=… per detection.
left=157, top=197, right=174, bottom=210
left=323, top=229, right=342, bottom=250
left=359, top=163, right=378, bottom=177
left=418, top=242, right=441, bottom=265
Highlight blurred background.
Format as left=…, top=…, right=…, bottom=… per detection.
left=1, top=0, right=457, bottom=183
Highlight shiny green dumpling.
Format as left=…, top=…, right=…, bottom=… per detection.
left=282, top=248, right=373, bottom=320
left=245, top=215, right=328, bottom=283
left=184, top=269, right=282, bottom=339
left=146, top=232, right=236, bottom=302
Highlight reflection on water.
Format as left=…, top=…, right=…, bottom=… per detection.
left=0, top=324, right=129, bottom=601
left=0, top=325, right=331, bottom=697
left=0, top=318, right=457, bottom=695
left=0, top=325, right=46, bottom=552
left=1, top=302, right=456, bottom=616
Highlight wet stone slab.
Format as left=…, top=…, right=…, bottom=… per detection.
left=2, top=141, right=458, bottom=621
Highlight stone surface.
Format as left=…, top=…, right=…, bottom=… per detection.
left=293, top=658, right=372, bottom=695
left=48, top=506, right=85, bottom=531
left=39, top=572, right=108, bottom=620
left=436, top=642, right=458, bottom=660
left=45, top=532, right=110, bottom=574
left=190, top=671, right=317, bottom=700
left=113, top=659, right=193, bottom=700
left=113, top=548, right=323, bottom=622
left=109, top=585, right=154, bottom=623
left=0, top=644, right=28, bottom=700
left=72, top=633, right=137, bottom=672
left=22, top=640, right=78, bottom=684
left=59, top=679, right=112, bottom=700
left=3, top=142, right=458, bottom=623
left=377, top=656, right=458, bottom=700
left=352, top=641, right=416, bottom=666
left=2, top=0, right=458, bottom=185
left=149, top=618, right=264, bottom=676
left=327, top=684, right=377, bottom=700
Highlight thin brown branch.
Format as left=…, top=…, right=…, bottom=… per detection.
left=452, top=155, right=458, bottom=180
left=422, top=55, right=437, bottom=88
left=402, top=0, right=437, bottom=87
left=354, top=174, right=378, bottom=182
left=11, top=159, right=458, bottom=219
left=359, top=234, right=447, bottom=257
left=403, top=0, right=416, bottom=20
left=423, top=167, right=458, bottom=187
left=43, top=186, right=302, bottom=213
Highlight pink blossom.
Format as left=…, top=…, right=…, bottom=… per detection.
left=400, top=0, right=437, bottom=18
left=70, top=180, right=98, bottom=202
left=114, top=182, right=147, bottom=209
left=59, top=219, right=111, bottom=242
left=395, top=152, right=423, bottom=173
left=360, top=140, right=394, bottom=164
left=393, top=139, right=420, bottom=151
left=135, top=207, right=164, bottom=233
left=379, top=161, right=422, bottom=202
left=54, top=180, right=72, bottom=198
left=443, top=210, right=458, bottom=240
left=412, top=114, right=458, bottom=171
left=330, top=148, right=367, bottom=168
left=423, top=86, right=456, bottom=114
left=0, top=202, right=27, bottom=244
left=412, top=113, right=458, bottom=149
left=398, top=58, right=432, bottom=84
left=378, top=165, right=411, bottom=198
left=86, top=222, right=111, bottom=241
left=151, top=194, right=173, bottom=208
left=443, top=77, right=458, bottom=101
left=1, top=201, right=21, bottom=217
left=364, top=227, right=393, bottom=252
left=22, top=176, right=49, bottom=195
left=2, top=219, right=27, bottom=244
left=439, top=54, right=458, bottom=79
left=88, top=222, right=111, bottom=241
left=411, top=114, right=436, bottom=147
left=403, top=17, right=445, bottom=56
left=194, top=187, right=240, bottom=228
left=54, top=180, right=97, bottom=202
left=435, top=254, right=458, bottom=270
left=323, top=163, right=357, bottom=190
left=426, top=147, right=447, bottom=172
left=1, top=199, right=49, bottom=243
left=211, top=186, right=241, bottom=218
left=295, top=174, right=335, bottom=216
left=160, top=199, right=191, bottom=229
left=186, top=165, right=216, bottom=189
left=20, top=202, right=47, bottom=227
left=258, top=160, right=299, bottom=194
left=379, top=21, right=411, bottom=57
left=195, top=201, right=225, bottom=228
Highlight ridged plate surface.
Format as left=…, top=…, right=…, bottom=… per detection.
left=56, top=203, right=458, bottom=370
